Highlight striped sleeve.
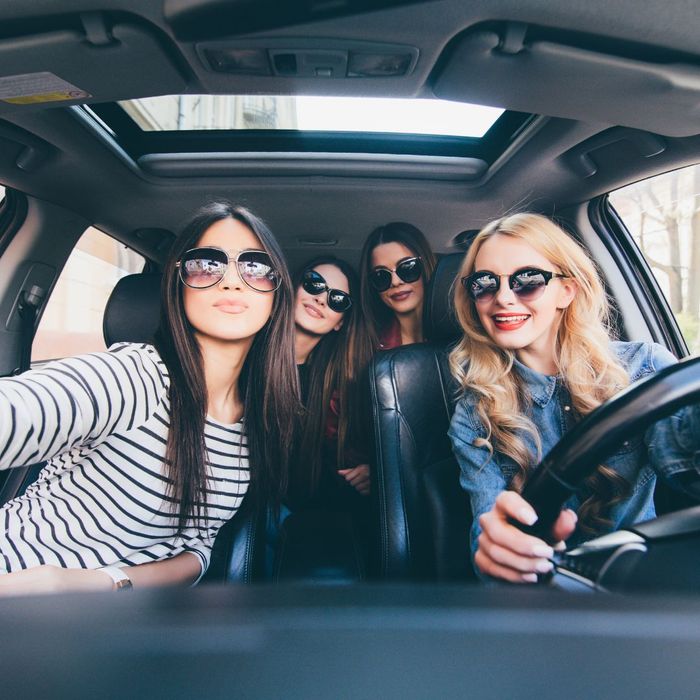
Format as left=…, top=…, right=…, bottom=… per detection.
left=0, top=344, right=167, bottom=471
left=183, top=542, right=211, bottom=584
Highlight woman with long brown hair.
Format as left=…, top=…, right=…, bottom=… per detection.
left=0, top=201, right=298, bottom=594
left=359, top=222, right=437, bottom=350
left=448, top=212, right=700, bottom=583
left=290, top=256, right=372, bottom=506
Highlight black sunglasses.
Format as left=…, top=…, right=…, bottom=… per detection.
left=177, top=246, right=280, bottom=292
left=301, top=269, right=352, bottom=313
left=369, top=256, right=423, bottom=292
left=462, top=267, right=568, bottom=303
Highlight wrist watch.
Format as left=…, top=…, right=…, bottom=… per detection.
left=99, top=565, right=133, bottom=591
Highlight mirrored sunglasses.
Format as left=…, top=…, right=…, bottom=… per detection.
left=301, top=269, right=352, bottom=313
left=462, top=267, right=568, bottom=303
left=177, top=246, right=280, bottom=292
left=369, top=256, right=423, bottom=292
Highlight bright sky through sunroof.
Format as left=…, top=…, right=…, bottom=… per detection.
left=119, top=95, right=503, bottom=137
left=294, top=97, right=503, bottom=137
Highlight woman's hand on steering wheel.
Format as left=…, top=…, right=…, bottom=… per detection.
left=474, top=491, right=578, bottom=583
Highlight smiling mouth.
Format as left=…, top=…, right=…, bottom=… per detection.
left=492, top=314, right=530, bottom=329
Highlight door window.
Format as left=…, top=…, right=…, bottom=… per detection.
left=32, top=227, right=145, bottom=361
left=609, top=165, right=700, bottom=353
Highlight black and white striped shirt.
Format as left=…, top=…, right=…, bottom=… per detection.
left=0, top=343, right=249, bottom=577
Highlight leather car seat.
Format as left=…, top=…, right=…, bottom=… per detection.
left=369, top=253, right=476, bottom=581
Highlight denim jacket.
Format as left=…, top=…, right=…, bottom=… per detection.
left=448, top=341, right=700, bottom=556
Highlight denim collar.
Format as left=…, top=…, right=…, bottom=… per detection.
left=513, top=358, right=558, bottom=408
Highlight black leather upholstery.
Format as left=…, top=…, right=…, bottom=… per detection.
left=274, top=510, right=366, bottom=582
left=370, top=253, right=476, bottom=581
left=202, top=501, right=268, bottom=584
left=423, top=252, right=463, bottom=344
left=103, top=272, right=162, bottom=346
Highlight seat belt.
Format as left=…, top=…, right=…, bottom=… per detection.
left=14, top=284, right=45, bottom=375
left=1, top=284, right=47, bottom=507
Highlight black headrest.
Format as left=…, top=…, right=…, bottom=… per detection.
left=424, top=253, right=464, bottom=345
left=103, top=273, right=162, bottom=347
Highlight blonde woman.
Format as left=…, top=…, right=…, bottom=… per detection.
left=448, top=213, right=700, bottom=583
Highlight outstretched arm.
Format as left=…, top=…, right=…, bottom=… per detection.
left=0, top=345, right=165, bottom=471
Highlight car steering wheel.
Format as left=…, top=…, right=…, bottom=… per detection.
left=519, top=354, right=700, bottom=542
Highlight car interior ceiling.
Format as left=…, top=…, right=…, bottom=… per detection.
left=0, top=1, right=699, bottom=262
left=1, top=0, right=700, bottom=584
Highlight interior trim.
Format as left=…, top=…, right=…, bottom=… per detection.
left=138, top=151, right=489, bottom=180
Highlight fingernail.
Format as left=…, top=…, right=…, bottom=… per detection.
left=535, top=559, right=553, bottom=574
left=569, top=509, right=578, bottom=523
left=522, top=573, right=538, bottom=583
left=532, top=544, right=554, bottom=558
left=518, top=508, right=538, bottom=526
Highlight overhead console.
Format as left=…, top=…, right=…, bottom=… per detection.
left=0, top=13, right=187, bottom=116
left=433, top=22, right=700, bottom=138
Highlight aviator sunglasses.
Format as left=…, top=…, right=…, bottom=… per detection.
left=301, top=269, right=352, bottom=313
left=177, top=246, right=280, bottom=292
left=462, top=267, right=568, bottom=303
left=369, top=256, right=423, bottom=292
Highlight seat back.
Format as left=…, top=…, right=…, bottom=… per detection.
left=370, top=253, right=475, bottom=581
left=103, top=272, right=162, bottom=346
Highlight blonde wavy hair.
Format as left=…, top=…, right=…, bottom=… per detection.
left=449, top=213, right=631, bottom=532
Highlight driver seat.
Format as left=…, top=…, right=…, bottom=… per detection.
left=369, top=253, right=476, bottom=581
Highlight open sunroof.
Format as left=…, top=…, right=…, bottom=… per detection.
left=87, top=95, right=533, bottom=163
left=119, top=95, right=504, bottom=137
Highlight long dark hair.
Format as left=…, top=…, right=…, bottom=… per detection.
left=154, top=201, right=300, bottom=533
left=294, top=256, right=372, bottom=495
left=359, top=222, right=437, bottom=348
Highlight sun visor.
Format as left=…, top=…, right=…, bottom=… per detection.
left=0, top=20, right=187, bottom=115
left=433, top=25, right=700, bottom=138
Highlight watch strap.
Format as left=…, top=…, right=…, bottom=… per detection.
left=99, top=565, right=133, bottom=591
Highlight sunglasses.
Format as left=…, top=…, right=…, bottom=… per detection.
left=369, top=256, right=423, bottom=292
left=301, top=269, right=352, bottom=313
left=177, top=246, right=280, bottom=292
left=462, top=267, right=568, bottom=303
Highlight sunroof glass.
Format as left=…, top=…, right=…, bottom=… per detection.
left=118, top=95, right=504, bottom=138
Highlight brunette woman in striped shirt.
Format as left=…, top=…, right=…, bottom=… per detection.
left=0, top=202, right=299, bottom=595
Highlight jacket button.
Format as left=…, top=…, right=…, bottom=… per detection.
left=564, top=405, right=571, bottom=412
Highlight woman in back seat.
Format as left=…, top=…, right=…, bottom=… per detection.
left=289, top=256, right=372, bottom=507
left=0, top=201, right=298, bottom=595
left=359, top=222, right=436, bottom=350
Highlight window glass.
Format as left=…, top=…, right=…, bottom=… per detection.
left=119, top=95, right=503, bottom=138
left=609, top=164, right=700, bottom=353
left=32, top=227, right=145, bottom=361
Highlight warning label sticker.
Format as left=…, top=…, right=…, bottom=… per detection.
left=0, top=72, right=90, bottom=105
